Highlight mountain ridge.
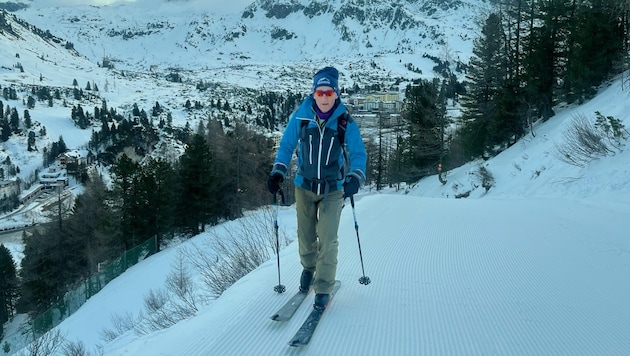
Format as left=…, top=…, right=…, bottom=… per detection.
left=10, top=0, right=482, bottom=84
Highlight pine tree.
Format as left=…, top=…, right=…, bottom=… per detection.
left=129, top=158, right=177, bottom=250
left=27, top=131, right=36, bottom=151
left=215, top=123, right=275, bottom=218
left=24, top=109, right=31, bottom=128
left=9, top=107, right=19, bottom=133
left=65, top=172, right=120, bottom=290
left=0, top=244, right=19, bottom=328
left=176, top=134, right=216, bottom=234
left=563, top=0, right=627, bottom=103
left=17, top=228, right=64, bottom=315
left=522, top=0, right=564, bottom=120
left=399, top=79, right=444, bottom=181
left=111, top=154, right=140, bottom=249
left=459, top=12, right=508, bottom=158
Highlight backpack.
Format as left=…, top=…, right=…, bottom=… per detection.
left=300, top=112, right=351, bottom=145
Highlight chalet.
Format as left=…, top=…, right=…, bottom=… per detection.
left=39, top=166, right=68, bottom=188
left=57, top=149, right=90, bottom=167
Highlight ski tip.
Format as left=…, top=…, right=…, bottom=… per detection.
left=270, top=314, right=290, bottom=321
left=289, top=339, right=306, bottom=347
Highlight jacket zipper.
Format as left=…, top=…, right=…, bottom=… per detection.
left=317, top=126, right=326, bottom=195
left=308, top=134, right=313, bottom=165
left=325, top=136, right=334, bottom=166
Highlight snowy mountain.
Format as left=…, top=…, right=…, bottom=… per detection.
left=9, top=0, right=483, bottom=91
left=0, top=0, right=488, bottom=211
left=1, top=0, right=630, bottom=355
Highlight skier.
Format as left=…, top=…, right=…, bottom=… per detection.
left=267, top=66, right=367, bottom=310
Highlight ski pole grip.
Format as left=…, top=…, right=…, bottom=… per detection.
left=273, top=188, right=285, bottom=205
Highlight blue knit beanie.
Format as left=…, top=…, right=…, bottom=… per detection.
left=312, top=66, right=339, bottom=94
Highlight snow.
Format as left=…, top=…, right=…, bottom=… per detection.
left=1, top=1, right=630, bottom=355
left=3, top=78, right=629, bottom=354
left=47, top=192, right=630, bottom=355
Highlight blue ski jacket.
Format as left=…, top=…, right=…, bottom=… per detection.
left=271, top=96, right=367, bottom=195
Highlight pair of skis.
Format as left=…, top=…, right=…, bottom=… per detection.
left=270, top=281, right=341, bottom=347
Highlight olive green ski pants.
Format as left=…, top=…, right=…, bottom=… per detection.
left=294, top=187, right=344, bottom=295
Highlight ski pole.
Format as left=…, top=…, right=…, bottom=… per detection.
left=273, top=189, right=286, bottom=293
left=350, top=196, right=371, bottom=285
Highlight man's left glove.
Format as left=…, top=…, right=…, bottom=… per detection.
left=343, top=175, right=360, bottom=198
left=267, top=173, right=284, bottom=194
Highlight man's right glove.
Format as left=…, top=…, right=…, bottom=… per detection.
left=267, top=173, right=284, bottom=194
left=343, top=175, right=360, bottom=198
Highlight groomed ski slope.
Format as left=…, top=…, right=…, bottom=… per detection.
left=104, top=194, right=630, bottom=356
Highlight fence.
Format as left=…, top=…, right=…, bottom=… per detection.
left=1, top=236, right=157, bottom=355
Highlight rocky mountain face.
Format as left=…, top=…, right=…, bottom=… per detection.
left=5, top=0, right=484, bottom=82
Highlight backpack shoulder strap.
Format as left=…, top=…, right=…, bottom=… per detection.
left=337, top=112, right=352, bottom=146
left=299, top=118, right=308, bottom=140
left=301, top=113, right=352, bottom=145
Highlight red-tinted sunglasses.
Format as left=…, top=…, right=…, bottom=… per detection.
left=314, top=89, right=336, bottom=97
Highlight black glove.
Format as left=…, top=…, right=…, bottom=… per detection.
left=343, top=175, right=360, bottom=198
left=267, top=173, right=283, bottom=194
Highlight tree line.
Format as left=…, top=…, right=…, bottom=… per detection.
left=379, top=0, right=629, bottom=187
left=458, top=0, right=629, bottom=158
left=1, top=120, right=275, bottom=322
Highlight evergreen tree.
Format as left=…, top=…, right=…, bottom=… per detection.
left=111, top=154, right=140, bottom=249
left=146, top=158, right=178, bottom=249
left=214, top=123, right=275, bottom=218
left=399, top=79, right=446, bottom=181
left=387, top=132, right=406, bottom=189
left=459, top=12, right=507, bottom=158
left=128, top=159, right=177, bottom=249
left=18, top=228, right=64, bottom=316
left=27, top=131, right=36, bottom=151
left=0, top=116, right=9, bottom=142
left=24, top=109, right=31, bottom=128
left=26, top=95, right=35, bottom=109
left=66, top=172, right=119, bottom=279
left=152, top=101, right=162, bottom=117
left=0, top=244, right=19, bottom=328
left=364, top=131, right=380, bottom=189
left=72, top=104, right=89, bottom=129
left=522, top=0, right=563, bottom=120
left=176, top=134, right=216, bottom=234
left=563, top=1, right=627, bottom=103
left=9, top=108, right=19, bottom=134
